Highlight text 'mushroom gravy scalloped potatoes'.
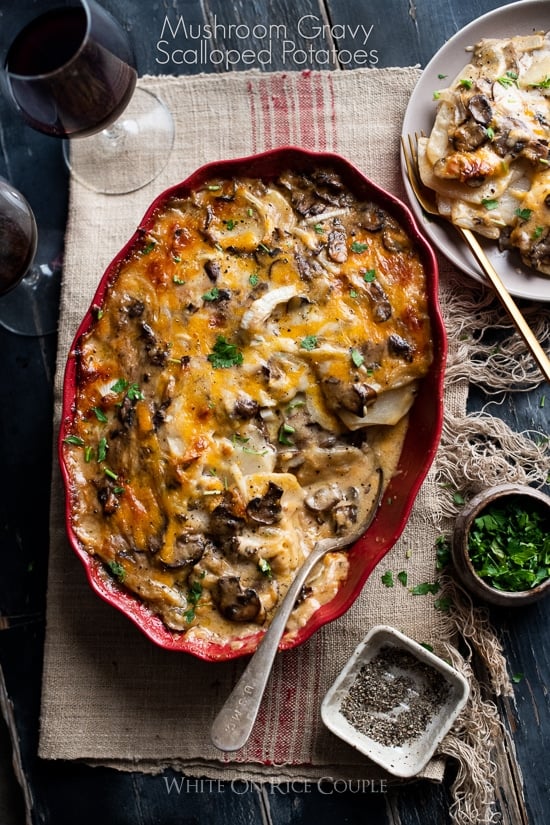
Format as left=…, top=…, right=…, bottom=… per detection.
left=63, top=167, right=433, bottom=645
left=420, top=31, right=550, bottom=275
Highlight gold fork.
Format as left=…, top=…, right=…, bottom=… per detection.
left=402, top=132, right=550, bottom=384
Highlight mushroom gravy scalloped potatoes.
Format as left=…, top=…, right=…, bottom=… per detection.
left=419, top=31, right=550, bottom=275
left=62, top=166, right=433, bottom=645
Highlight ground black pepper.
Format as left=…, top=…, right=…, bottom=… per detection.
left=340, top=644, right=451, bottom=747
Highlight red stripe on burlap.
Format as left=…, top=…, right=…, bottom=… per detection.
left=246, top=71, right=339, bottom=154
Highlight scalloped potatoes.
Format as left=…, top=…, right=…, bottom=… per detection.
left=62, top=168, right=433, bottom=644
left=421, top=31, right=550, bottom=275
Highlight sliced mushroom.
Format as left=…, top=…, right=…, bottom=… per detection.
left=161, top=533, right=210, bottom=569
left=232, top=393, right=260, bottom=419
left=452, top=120, right=488, bottom=152
left=116, top=394, right=136, bottom=429
left=332, top=501, right=359, bottom=534
left=246, top=481, right=283, bottom=525
left=365, top=279, right=392, bottom=322
left=204, top=259, right=221, bottom=282
left=360, top=203, right=386, bottom=232
left=126, top=298, right=145, bottom=318
left=97, top=483, right=120, bottom=516
left=210, top=504, right=245, bottom=538
left=213, top=576, right=263, bottom=622
left=305, top=482, right=343, bottom=513
left=467, top=94, right=493, bottom=126
left=327, top=226, right=348, bottom=263
left=388, top=333, right=414, bottom=363
left=320, top=377, right=376, bottom=417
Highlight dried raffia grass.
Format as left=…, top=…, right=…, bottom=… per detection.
left=437, top=646, right=502, bottom=825
left=429, top=273, right=549, bottom=824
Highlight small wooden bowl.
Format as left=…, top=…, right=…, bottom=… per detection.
left=452, top=484, right=550, bottom=607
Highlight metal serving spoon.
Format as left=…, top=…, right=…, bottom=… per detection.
left=210, top=467, right=384, bottom=752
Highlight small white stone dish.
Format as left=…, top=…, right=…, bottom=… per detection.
left=321, top=625, right=470, bottom=778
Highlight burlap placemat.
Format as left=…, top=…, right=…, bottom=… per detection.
left=39, top=68, right=550, bottom=809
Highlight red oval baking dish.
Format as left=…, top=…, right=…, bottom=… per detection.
left=58, top=147, right=447, bottom=661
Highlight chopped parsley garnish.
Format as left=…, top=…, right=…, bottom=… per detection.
left=435, top=535, right=451, bottom=570
left=397, top=571, right=408, bottom=587
left=108, top=561, right=126, bottom=583
left=110, top=378, right=129, bottom=393
left=467, top=499, right=550, bottom=591
left=258, top=558, right=272, bottom=578
left=300, top=335, right=318, bottom=350
left=350, top=241, right=368, bottom=253
left=202, top=287, right=220, bottom=301
left=173, top=275, right=185, bottom=285
left=92, top=407, right=108, bottom=422
left=410, top=581, right=441, bottom=596
left=224, top=219, right=236, bottom=231
left=142, top=239, right=156, bottom=255
left=278, top=421, right=295, bottom=445
left=207, top=335, right=243, bottom=369
left=481, top=198, right=499, bottom=211
left=249, top=272, right=260, bottom=287
left=437, top=73, right=447, bottom=80
left=497, top=71, right=518, bottom=88
left=381, top=571, right=394, bottom=587
left=363, top=269, right=376, bottom=282
left=485, top=126, right=495, bottom=140
left=530, top=75, right=550, bottom=89
left=532, top=226, right=544, bottom=240
left=459, top=78, right=473, bottom=89
left=97, top=437, right=108, bottom=463
left=512, top=672, right=524, bottom=684
left=64, top=435, right=85, bottom=447
left=188, top=580, right=203, bottom=606
left=350, top=347, right=365, bottom=368
left=126, top=383, right=144, bottom=401
left=314, top=223, right=324, bottom=234
left=515, top=208, right=532, bottom=221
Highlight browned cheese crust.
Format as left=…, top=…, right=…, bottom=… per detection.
left=63, top=168, right=433, bottom=644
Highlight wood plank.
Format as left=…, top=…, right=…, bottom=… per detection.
left=322, top=0, right=517, bottom=68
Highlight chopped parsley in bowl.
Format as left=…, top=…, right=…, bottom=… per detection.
left=452, top=484, right=550, bottom=607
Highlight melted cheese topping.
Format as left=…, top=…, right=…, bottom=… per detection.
left=63, top=168, right=433, bottom=644
left=421, top=31, right=550, bottom=275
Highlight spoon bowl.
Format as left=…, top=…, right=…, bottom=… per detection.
left=210, top=468, right=384, bottom=752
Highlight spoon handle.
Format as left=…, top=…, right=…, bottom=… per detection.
left=210, top=469, right=384, bottom=752
left=210, top=542, right=326, bottom=752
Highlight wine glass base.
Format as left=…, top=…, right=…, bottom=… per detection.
left=63, top=87, right=175, bottom=195
left=0, top=260, right=61, bottom=336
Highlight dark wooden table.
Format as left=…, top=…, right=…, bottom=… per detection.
left=0, top=1, right=548, bottom=823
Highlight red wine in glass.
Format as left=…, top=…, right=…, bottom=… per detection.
left=1, top=0, right=174, bottom=193
left=0, top=1, right=173, bottom=334
left=6, top=5, right=137, bottom=139
left=0, top=178, right=62, bottom=337
left=0, top=180, right=37, bottom=297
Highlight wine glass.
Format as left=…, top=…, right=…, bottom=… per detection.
left=0, top=177, right=61, bottom=337
left=0, top=0, right=174, bottom=195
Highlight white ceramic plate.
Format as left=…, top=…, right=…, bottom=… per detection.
left=401, top=0, right=550, bottom=302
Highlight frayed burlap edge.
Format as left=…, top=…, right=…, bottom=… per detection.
left=430, top=269, right=549, bottom=825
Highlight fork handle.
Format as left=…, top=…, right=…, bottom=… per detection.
left=459, top=227, right=550, bottom=384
